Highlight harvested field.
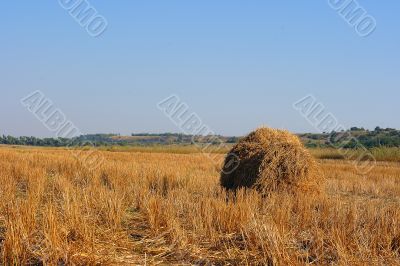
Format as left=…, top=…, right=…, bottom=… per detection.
left=0, top=147, right=400, bottom=265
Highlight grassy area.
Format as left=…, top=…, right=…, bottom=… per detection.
left=310, top=147, right=400, bottom=162
left=2, top=143, right=400, bottom=162
left=97, top=145, right=400, bottom=162
left=96, top=144, right=233, bottom=154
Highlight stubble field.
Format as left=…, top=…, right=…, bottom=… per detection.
left=0, top=146, right=400, bottom=265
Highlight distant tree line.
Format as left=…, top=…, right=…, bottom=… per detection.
left=300, top=127, right=400, bottom=148
left=0, top=134, right=113, bottom=147
left=0, top=135, right=72, bottom=147
left=2, top=127, right=400, bottom=148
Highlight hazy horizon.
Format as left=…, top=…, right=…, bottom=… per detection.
left=1, top=125, right=393, bottom=139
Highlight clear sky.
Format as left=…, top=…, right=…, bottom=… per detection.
left=1, top=1, right=399, bottom=137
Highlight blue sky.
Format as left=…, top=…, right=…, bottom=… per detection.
left=1, top=1, right=399, bottom=137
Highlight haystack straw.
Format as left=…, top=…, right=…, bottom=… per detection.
left=221, top=127, right=321, bottom=194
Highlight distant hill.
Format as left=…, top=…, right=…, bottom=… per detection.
left=1, top=127, right=400, bottom=149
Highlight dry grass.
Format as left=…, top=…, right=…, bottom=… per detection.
left=0, top=146, right=400, bottom=265
left=309, top=147, right=400, bottom=162
left=98, top=144, right=232, bottom=155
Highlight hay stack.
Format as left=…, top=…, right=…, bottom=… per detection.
left=221, top=127, right=320, bottom=194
